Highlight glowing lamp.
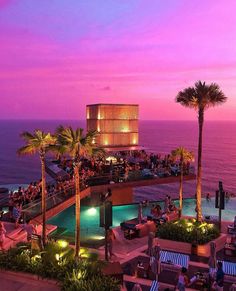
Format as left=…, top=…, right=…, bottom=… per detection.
left=55, top=253, right=60, bottom=261
left=87, top=207, right=96, bottom=216
left=91, top=235, right=105, bottom=240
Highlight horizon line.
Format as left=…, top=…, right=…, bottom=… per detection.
left=0, top=118, right=236, bottom=122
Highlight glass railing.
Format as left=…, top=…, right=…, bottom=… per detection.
left=23, top=167, right=195, bottom=221
left=23, top=186, right=75, bottom=221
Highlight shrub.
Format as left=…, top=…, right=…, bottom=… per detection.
left=62, top=272, right=120, bottom=291
left=157, top=219, right=220, bottom=244
left=0, top=241, right=120, bottom=291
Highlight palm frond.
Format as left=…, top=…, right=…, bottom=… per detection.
left=176, top=80, right=227, bottom=111
left=20, top=131, right=37, bottom=142
left=17, top=145, right=37, bottom=156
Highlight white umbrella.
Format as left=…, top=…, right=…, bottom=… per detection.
left=208, top=241, right=217, bottom=269
left=147, top=232, right=155, bottom=256
left=150, top=244, right=161, bottom=280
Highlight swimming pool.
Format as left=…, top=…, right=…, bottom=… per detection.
left=47, top=197, right=236, bottom=244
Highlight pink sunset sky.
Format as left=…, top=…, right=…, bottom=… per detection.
left=0, top=0, right=236, bottom=120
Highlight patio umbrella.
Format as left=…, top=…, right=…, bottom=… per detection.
left=138, top=203, right=143, bottom=224
left=147, top=232, right=155, bottom=256
left=150, top=244, right=161, bottom=280
left=208, top=241, right=217, bottom=269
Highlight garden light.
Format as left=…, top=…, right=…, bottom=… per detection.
left=55, top=253, right=60, bottom=261
left=57, top=239, right=69, bottom=248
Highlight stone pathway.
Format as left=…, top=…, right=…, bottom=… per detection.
left=0, top=271, right=60, bottom=291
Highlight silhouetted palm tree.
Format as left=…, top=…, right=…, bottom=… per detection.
left=55, top=126, right=104, bottom=258
left=171, top=147, right=194, bottom=217
left=176, top=81, right=227, bottom=221
left=17, top=130, right=55, bottom=245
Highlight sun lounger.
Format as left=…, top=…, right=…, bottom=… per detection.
left=160, top=250, right=189, bottom=269
left=150, top=280, right=159, bottom=291
left=221, top=260, right=236, bottom=276
left=227, top=224, right=236, bottom=234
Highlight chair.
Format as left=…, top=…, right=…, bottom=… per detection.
left=160, top=250, right=189, bottom=269
left=227, top=224, right=236, bottom=234
left=150, top=280, right=159, bottom=291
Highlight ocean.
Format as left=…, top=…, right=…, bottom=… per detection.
left=0, top=120, right=236, bottom=199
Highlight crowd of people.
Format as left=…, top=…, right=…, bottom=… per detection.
left=4, top=150, right=190, bottom=218
left=147, top=195, right=178, bottom=223
left=57, top=150, right=192, bottom=187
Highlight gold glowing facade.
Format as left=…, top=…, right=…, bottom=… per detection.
left=86, top=104, right=139, bottom=148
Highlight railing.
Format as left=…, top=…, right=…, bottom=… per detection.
left=22, top=167, right=195, bottom=221
left=23, top=186, right=76, bottom=221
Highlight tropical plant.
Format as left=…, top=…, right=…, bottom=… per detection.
left=0, top=242, right=120, bottom=291
left=55, top=126, right=104, bottom=258
left=171, top=147, right=194, bottom=217
left=17, top=130, right=55, bottom=245
left=176, top=81, right=227, bottom=221
left=157, top=219, right=220, bottom=244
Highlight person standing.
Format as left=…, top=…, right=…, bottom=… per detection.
left=0, top=221, right=6, bottom=251
left=176, top=267, right=189, bottom=291
left=107, top=228, right=116, bottom=259
left=13, top=204, right=22, bottom=228
left=214, top=261, right=224, bottom=291
left=21, top=220, right=37, bottom=242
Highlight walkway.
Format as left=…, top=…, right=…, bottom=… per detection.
left=0, top=271, right=60, bottom=291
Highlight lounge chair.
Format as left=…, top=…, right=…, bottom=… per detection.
left=150, top=280, right=159, bottom=291
left=221, top=260, right=236, bottom=277
left=120, top=222, right=139, bottom=240
left=160, top=250, right=189, bottom=269
left=227, top=216, right=236, bottom=234
left=227, top=224, right=236, bottom=234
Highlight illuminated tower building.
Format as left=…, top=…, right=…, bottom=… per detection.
left=86, top=104, right=139, bottom=149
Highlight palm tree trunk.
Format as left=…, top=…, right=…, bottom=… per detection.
left=41, top=154, right=46, bottom=246
left=74, top=164, right=80, bottom=258
left=196, top=108, right=204, bottom=221
left=179, top=160, right=183, bottom=218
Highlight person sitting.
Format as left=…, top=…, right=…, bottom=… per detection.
left=135, top=261, right=146, bottom=278
left=206, top=193, right=211, bottom=201
left=150, top=204, right=156, bottom=216
left=168, top=203, right=176, bottom=212
left=154, top=205, right=162, bottom=217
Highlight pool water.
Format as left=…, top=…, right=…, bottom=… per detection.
left=47, top=198, right=236, bottom=244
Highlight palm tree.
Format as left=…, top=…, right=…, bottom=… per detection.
left=55, top=126, right=103, bottom=258
left=176, top=81, right=227, bottom=221
left=171, top=147, right=194, bottom=218
left=17, top=130, right=55, bottom=245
